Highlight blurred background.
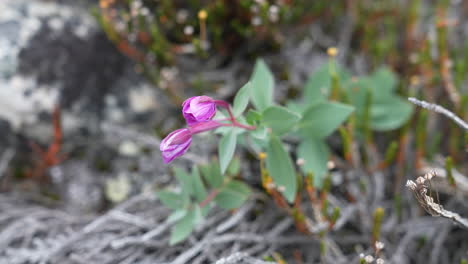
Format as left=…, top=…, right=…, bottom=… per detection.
left=0, top=0, right=467, bottom=263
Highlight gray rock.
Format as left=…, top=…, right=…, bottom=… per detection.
left=0, top=0, right=173, bottom=140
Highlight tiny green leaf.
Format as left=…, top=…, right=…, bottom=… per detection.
left=226, top=156, right=241, bottom=176
left=173, top=167, right=193, bottom=198
left=262, top=105, right=301, bottom=135
left=245, top=110, right=263, bottom=125
left=266, top=134, right=297, bottom=202
left=299, top=102, right=354, bottom=139
left=200, top=162, right=224, bottom=188
left=233, top=82, right=251, bottom=116
left=219, top=129, right=237, bottom=174
left=170, top=208, right=196, bottom=245
left=370, top=67, right=397, bottom=97
left=167, top=209, right=187, bottom=223
left=191, top=166, right=207, bottom=202
left=157, top=190, right=185, bottom=210
left=214, top=180, right=251, bottom=209
left=304, top=62, right=351, bottom=104
left=250, top=59, right=274, bottom=111
left=297, top=138, right=330, bottom=187
left=370, top=96, right=413, bottom=131
left=251, top=126, right=268, bottom=140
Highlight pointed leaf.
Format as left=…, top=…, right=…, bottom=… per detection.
left=170, top=209, right=196, bottom=245
left=191, top=166, right=207, bottom=202
left=262, top=105, right=301, bottom=135
left=233, top=82, right=251, bottom=116
left=226, top=156, right=241, bottom=176
left=266, top=134, right=297, bottom=202
left=214, top=180, right=251, bottom=209
left=219, top=129, right=237, bottom=174
left=250, top=59, right=274, bottom=111
left=304, top=62, right=351, bottom=104
left=200, top=163, right=223, bottom=188
left=173, top=167, right=193, bottom=198
left=299, top=102, right=354, bottom=139
left=298, top=138, right=330, bottom=187
left=157, top=190, right=185, bottom=210
left=167, top=209, right=187, bottom=223
left=370, top=67, right=397, bottom=97
left=371, top=96, right=413, bottom=131
left=245, top=109, right=262, bottom=125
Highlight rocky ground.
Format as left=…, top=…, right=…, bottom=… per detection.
left=0, top=0, right=467, bottom=263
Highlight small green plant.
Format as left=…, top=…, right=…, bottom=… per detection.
left=157, top=159, right=249, bottom=245
left=157, top=56, right=413, bottom=244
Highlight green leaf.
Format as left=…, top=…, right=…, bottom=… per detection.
left=219, top=129, right=237, bottom=175
left=157, top=190, right=185, bottom=210
left=262, top=105, right=301, bottom=135
left=250, top=59, right=274, bottom=111
left=191, top=166, right=207, bottom=202
left=250, top=126, right=268, bottom=140
left=343, top=77, right=372, bottom=114
left=214, top=180, right=251, bottom=209
left=298, top=138, right=330, bottom=187
left=170, top=208, right=196, bottom=245
left=304, top=62, right=351, bottom=104
left=265, top=134, right=297, bottom=202
left=226, top=156, right=241, bottom=176
left=245, top=109, right=262, bottom=125
left=370, top=96, right=413, bottom=131
left=286, top=101, right=309, bottom=115
left=370, top=67, right=397, bottom=98
left=173, top=167, right=193, bottom=198
left=233, top=82, right=251, bottom=116
left=193, top=204, right=204, bottom=225
left=167, top=209, right=187, bottom=223
left=299, top=102, right=354, bottom=139
left=200, top=162, right=224, bottom=188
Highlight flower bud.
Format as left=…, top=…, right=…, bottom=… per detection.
left=182, top=96, right=216, bottom=125
left=160, top=128, right=192, bottom=163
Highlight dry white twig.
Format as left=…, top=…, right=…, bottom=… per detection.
left=406, top=172, right=468, bottom=229
left=408, top=97, right=468, bottom=131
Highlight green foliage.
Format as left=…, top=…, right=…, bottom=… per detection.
left=233, top=82, right=251, bottom=117
left=250, top=59, right=274, bottom=111
left=214, top=180, right=251, bottom=209
left=158, top=161, right=250, bottom=244
left=343, top=68, right=413, bottom=132
left=298, top=102, right=354, bottom=139
left=218, top=129, right=237, bottom=175
left=158, top=58, right=417, bottom=244
left=297, top=138, right=330, bottom=187
left=262, top=106, right=301, bottom=135
left=265, top=134, right=297, bottom=202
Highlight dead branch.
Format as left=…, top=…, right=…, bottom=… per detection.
left=406, top=172, right=468, bottom=229
left=408, top=97, right=468, bottom=131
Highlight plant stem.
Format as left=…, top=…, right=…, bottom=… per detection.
left=215, top=100, right=256, bottom=130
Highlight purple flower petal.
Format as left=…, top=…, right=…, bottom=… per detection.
left=182, top=96, right=216, bottom=125
left=160, top=128, right=192, bottom=163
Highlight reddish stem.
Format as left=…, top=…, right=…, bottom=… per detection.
left=199, top=189, right=219, bottom=208
left=214, top=100, right=256, bottom=130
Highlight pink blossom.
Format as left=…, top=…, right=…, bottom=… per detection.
left=160, top=128, right=192, bottom=163
left=182, top=96, right=216, bottom=125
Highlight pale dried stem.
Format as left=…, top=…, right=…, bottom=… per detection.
left=408, top=97, right=468, bottom=131
left=406, top=172, right=468, bottom=229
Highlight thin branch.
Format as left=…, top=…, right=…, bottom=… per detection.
left=408, top=97, right=468, bottom=131
left=406, top=172, right=468, bottom=229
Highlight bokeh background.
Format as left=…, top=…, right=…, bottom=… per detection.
left=0, top=0, right=467, bottom=263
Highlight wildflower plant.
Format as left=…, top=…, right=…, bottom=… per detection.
left=158, top=56, right=413, bottom=244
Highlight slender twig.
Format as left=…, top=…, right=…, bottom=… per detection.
left=408, top=97, right=468, bottom=131
left=406, top=172, right=468, bottom=229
